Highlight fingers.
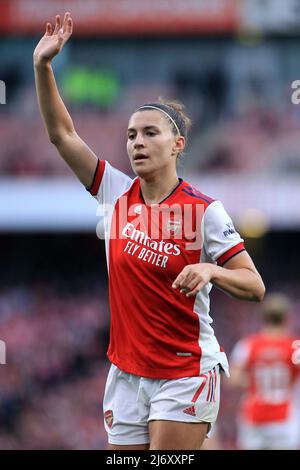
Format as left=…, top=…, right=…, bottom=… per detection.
left=173, top=274, right=199, bottom=294
left=180, top=277, right=199, bottom=294
left=172, top=274, right=184, bottom=290
left=186, top=281, right=207, bottom=298
left=63, top=12, right=70, bottom=24
left=53, top=15, right=61, bottom=34
left=173, top=276, right=205, bottom=297
left=172, top=264, right=209, bottom=297
left=45, top=22, right=52, bottom=36
left=63, top=12, right=72, bottom=34
left=172, top=267, right=196, bottom=290
left=66, top=16, right=73, bottom=36
left=179, top=276, right=202, bottom=295
left=45, top=13, right=73, bottom=38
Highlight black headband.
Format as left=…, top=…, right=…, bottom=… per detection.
left=136, top=103, right=185, bottom=137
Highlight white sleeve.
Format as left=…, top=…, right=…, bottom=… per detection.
left=87, top=159, right=133, bottom=206
left=202, top=200, right=245, bottom=266
left=230, top=339, right=250, bottom=367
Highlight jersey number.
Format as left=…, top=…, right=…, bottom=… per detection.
left=254, top=362, right=291, bottom=403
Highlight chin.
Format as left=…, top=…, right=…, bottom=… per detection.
left=131, top=163, right=154, bottom=179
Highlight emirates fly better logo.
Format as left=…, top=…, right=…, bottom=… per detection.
left=96, top=198, right=205, bottom=251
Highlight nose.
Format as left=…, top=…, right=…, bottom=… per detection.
left=133, top=133, right=145, bottom=148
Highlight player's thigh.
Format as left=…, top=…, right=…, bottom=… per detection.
left=148, top=366, right=221, bottom=450
left=149, top=420, right=209, bottom=450
left=107, top=443, right=150, bottom=450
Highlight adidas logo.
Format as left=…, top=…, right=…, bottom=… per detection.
left=183, top=406, right=196, bottom=416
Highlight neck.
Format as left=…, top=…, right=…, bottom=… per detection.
left=139, top=171, right=179, bottom=205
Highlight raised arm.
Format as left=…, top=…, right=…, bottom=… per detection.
left=33, top=12, right=97, bottom=188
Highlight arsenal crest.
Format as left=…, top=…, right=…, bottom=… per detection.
left=104, top=409, right=114, bottom=428
left=166, top=218, right=182, bottom=236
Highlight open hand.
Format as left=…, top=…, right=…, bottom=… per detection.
left=33, top=12, right=73, bottom=65
left=172, top=263, right=216, bottom=297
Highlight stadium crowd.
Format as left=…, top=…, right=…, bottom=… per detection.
left=0, top=283, right=109, bottom=449
left=1, top=79, right=300, bottom=178
left=0, top=281, right=299, bottom=449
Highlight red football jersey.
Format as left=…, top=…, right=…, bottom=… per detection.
left=231, top=334, right=300, bottom=423
left=89, top=160, right=245, bottom=379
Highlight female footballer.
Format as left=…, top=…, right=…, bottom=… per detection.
left=33, top=13, right=265, bottom=450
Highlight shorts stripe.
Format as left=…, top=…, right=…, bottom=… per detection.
left=213, top=367, right=217, bottom=402
left=191, top=374, right=207, bottom=403
left=209, top=370, right=214, bottom=402
left=206, top=371, right=212, bottom=402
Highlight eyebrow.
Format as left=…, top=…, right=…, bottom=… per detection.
left=127, top=125, right=159, bottom=133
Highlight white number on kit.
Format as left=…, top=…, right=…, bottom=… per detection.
left=0, top=340, right=6, bottom=365
left=291, top=80, right=300, bottom=104
left=0, top=80, right=6, bottom=104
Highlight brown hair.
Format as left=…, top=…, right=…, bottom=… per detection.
left=157, top=97, right=192, bottom=141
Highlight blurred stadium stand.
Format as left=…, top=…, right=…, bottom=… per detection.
left=1, top=0, right=300, bottom=449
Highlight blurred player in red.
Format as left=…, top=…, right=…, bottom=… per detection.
left=230, top=293, right=300, bottom=450
left=33, top=13, right=265, bottom=450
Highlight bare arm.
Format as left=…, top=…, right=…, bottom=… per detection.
left=172, top=251, right=265, bottom=302
left=210, top=251, right=265, bottom=301
left=33, top=13, right=97, bottom=187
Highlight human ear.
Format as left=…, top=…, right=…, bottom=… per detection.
left=172, top=136, right=185, bottom=155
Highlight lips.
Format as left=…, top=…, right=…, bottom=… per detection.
left=133, top=153, right=148, bottom=161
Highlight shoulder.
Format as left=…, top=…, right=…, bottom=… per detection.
left=120, top=175, right=139, bottom=196
left=88, top=159, right=134, bottom=200
left=234, top=334, right=258, bottom=352
left=241, top=334, right=258, bottom=347
left=180, top=181, right=216, bottom=206
left=247, top=333, right=264, bottom=345
left=231, top=336, right=253, bottom=363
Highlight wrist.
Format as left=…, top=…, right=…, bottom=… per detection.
left=209, top=264, right=220, bottom=283
left=33, top=56, right=52, bottom=69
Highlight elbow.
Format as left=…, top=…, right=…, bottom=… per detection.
left=49, top=132, right=62, bottom=146
left=49, top=129, right=75, bottom=146
left=252, top=279, right=266, bottom=303
left=49, top=131, right=66, bottom=146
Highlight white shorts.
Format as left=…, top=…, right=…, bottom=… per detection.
left=238, top=417, right=300, bottom=450
left=103, top=363, right=221, bottom=445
